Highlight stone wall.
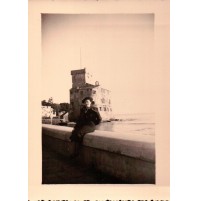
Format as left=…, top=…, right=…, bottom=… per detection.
left=42, top=124, right=155, bottom=184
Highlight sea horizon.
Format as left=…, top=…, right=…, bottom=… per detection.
left=96, top=113, right=155, bottom=135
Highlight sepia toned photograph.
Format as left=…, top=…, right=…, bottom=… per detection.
left=29, top=0, right=169, bottom=200
left=41, top=13, right=155, bottom=184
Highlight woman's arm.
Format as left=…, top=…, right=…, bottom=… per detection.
left=74, top=108, right=85, bottom=128
left=92, top=108, right=102, bottom=125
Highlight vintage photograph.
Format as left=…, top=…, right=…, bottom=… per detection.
left=29, top=0, right=169, bottom=199
left=41, top=14, right=156, bottom=184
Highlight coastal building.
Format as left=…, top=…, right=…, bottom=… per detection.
left=68, top=68, right=113, bottom=121
left=42, top=106, right=56, bottom=118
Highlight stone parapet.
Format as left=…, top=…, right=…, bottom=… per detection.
left=42, top=124, right=155, bottom=183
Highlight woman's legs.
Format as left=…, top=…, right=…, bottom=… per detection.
left=70, top=124, right=95, bottom=157
left=77, top=124, right=95, bottom=142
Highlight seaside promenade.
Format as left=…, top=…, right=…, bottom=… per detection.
left=43, top=145, right=123, bottom=184
left=42, top=124, right=155, bottom=184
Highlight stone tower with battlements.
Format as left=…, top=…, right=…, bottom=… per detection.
left=69, top=68, right=113, bottom=122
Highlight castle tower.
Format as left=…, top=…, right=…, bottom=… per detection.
left=71, top=68, right=95, bottom=88
left=69, top=68, right=113, bottom=122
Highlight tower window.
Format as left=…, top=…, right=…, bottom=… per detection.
left=101, top=98, right=105, bottom=103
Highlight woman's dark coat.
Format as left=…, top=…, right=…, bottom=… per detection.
left=70, top=106, right=102, bottom=142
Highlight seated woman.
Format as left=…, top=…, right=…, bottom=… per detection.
left=70, top=96, right=102, bottom=143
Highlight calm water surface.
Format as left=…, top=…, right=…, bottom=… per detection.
left=96, top=113, right=155, bottom=136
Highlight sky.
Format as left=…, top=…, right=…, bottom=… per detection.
left=42, top=14, right=155, bottom=114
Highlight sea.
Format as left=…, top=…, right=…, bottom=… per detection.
left=95, top=113, right=155, bottom=136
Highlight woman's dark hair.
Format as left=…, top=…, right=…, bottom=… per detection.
left=82, top=97, right=93, bottom=103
